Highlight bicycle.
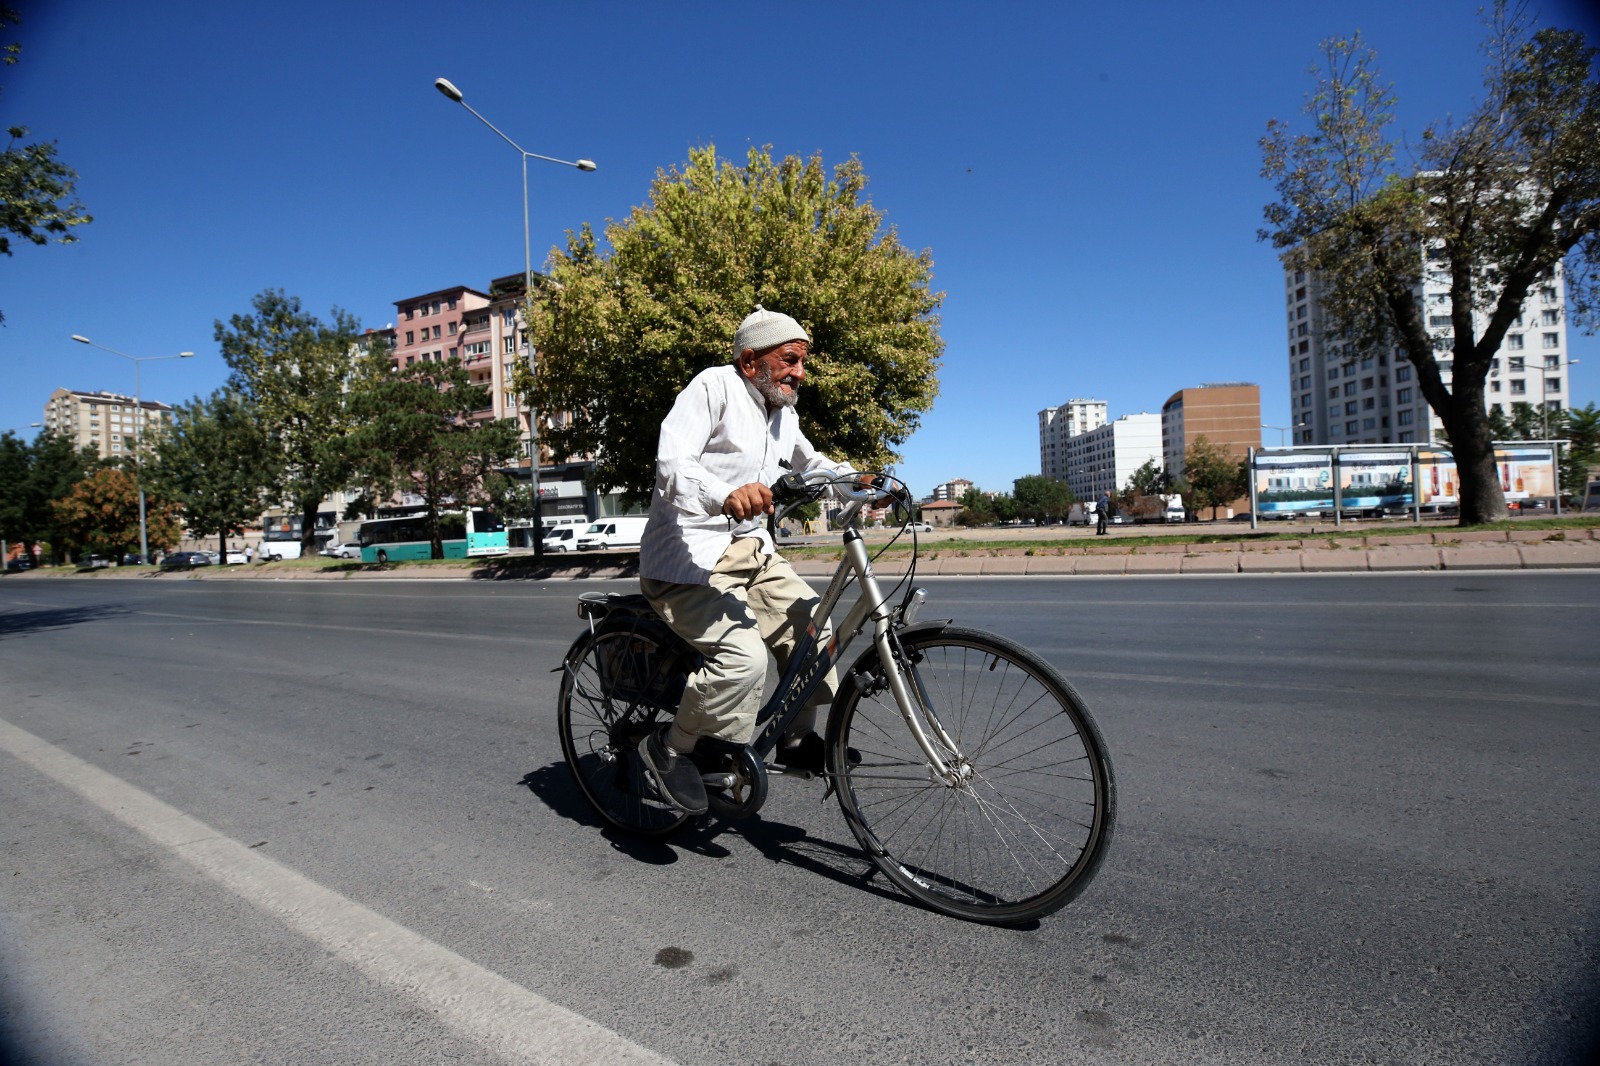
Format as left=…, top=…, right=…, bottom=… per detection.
left=555, top=471, right=1115, bottom=925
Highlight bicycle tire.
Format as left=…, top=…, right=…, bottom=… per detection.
left=557, top=626, right=691, bottom=837
left=828, top=626, right=1115, bottom=924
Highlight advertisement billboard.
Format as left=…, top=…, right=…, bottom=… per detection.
left=1337, top=451, right=1414, bottom=510
left=1493, top=445, right=1557, bottom=501
left=1418, top=445, right=1557, bottom=506
left=1254, top=451, right=1334, bottom=514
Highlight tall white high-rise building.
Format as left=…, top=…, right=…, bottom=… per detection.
left=1062, top=413, right=1162, bottom=501
left=1285, top=259, right=1571, bottom=446
left=1038, top=399, right=1107, bottom=481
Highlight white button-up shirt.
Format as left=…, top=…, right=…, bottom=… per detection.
left=639, top=364, right=852, bottom=585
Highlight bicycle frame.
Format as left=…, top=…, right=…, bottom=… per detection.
left=748, top=480, right=964, bottom=785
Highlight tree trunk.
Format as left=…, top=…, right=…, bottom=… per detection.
left=1444, top=382, right=1509, bottom=525
left=300, top=498, right=320, bottom=556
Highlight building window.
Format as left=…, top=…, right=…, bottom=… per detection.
left=1541, top=309, right=1559, bottom=325
left=1363, top=397, right=1375, bottom=410
left=1344, top=382, right=1357, bottom=396
left=405, top=331, right=415, bottom=344
left=1328, top=368, right=1339, bottom=381
left=1543, top=333, right=1559, bottom=349
left=1398, top=410, right=1414, bottom=426
left=1397, top=388, right=1412, bottom=404
left=1546, top=378, right=1561, bottom=394
left=1361, top=377, right=1374, bottom=390
left=1507, top=334, right=1524, bottom=350
left=1396, top=365, right=1411, bottom=382
left=503, top=336, right=518, bottom=354
left=1346, top=421, right=1358, bottom=435
left=1299, top=376, right=1311, bottom=389
left=1510, top=380, right=1526, bottom=395
left=1491, top=380, right=1502, bottom=393
left=1545, top=354, right=1560, bottom=369
left=1345, top=401, right=1358, bottom=415
left=1510, top=356, right=1525, bottom=372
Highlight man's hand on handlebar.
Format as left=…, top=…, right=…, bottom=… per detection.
left=722, top=482, right=774, bottom=521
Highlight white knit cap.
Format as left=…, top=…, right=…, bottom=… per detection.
left=732, top=305, right=809, bottom=361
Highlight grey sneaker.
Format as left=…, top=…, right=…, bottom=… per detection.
left=638, top=727, right=708, bottom=815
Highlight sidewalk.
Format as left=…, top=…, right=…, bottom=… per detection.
left=17, top=525, right=1598, bottom=582
left=785, top=527, right=1600, bottom=577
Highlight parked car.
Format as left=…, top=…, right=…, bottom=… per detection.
left=319, top=541, right=361, bottom=559
left=224, top=549, right=247, bottom=565
left=76, top=554, right=110, bottom=570
left=6, top=556, right=35, bottom=571
left=903, top=522, right=933, bottom=533
left=160, top=551, right=212, bottom=570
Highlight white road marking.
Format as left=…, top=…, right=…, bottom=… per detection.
left=0, top=716, right=677, bottom=1066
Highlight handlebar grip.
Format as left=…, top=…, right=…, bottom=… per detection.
left=771, top=472, right=814, bottom=506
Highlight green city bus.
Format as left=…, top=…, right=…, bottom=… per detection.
left=357, top=509, right=508, bottom=563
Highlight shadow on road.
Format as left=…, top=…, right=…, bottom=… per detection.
left=472, top=555, right=640, bottom=581
left=0, top=604, right=128, bottom=640
left=519, top=760, right=986, bottom=922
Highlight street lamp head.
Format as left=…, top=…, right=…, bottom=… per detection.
left=71, top=334, right=91, bottom=345
left=180, top=352, right=195, bottom=358
left=434, top=77, right=464, bottom=103
left=576, top=159, right=597, bottom=172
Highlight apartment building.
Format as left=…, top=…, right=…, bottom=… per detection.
left=1062, top=413, right=1162, bottom=501
left=40, top=388, right=174, bottom=461
left=1038, top=399, right=1107, bottom=481
left=929, top=478, right=975, bottom=502
left=1286, top=259, right=1571, bottom=446
left=1161, top=383, right=1261, bottom=480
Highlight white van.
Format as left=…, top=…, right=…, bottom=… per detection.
left=576, top=515, right=648, bottom=551
left=541, top=515, right=590, bottom=533
left=542, top=527, right=578, bottom=553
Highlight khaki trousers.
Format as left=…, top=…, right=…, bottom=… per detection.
left=640, top=537, right=836, bottom=745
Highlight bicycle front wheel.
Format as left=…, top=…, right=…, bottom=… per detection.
left=558, top=627, right=690, bottom=837
left=828, top=626, right=1115, bottom=924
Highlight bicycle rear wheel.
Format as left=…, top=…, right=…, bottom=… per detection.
left=558, top=627, right=690, bottom=837
left=828, top=626, right=1115, bottom=924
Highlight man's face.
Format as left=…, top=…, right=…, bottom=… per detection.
left=741, top=340, right=808, bottom=409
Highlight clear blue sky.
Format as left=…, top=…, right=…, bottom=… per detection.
left=5, top=0, right=1597, bottom=497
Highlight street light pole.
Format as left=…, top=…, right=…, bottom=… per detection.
left=1541, top=357, right=1580, bottom=439
left=434, top=76, right=595, bottom=559
left=70, top=335, right=193, bottom=564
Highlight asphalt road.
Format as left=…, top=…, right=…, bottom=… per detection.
left=1, top=573, right=1596, bottom=1065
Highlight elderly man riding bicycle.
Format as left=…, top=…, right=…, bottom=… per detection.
left=635, top=307, right=855, bottom=814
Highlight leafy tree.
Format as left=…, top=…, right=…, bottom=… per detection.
left=0, top=7, right=92, bottom=324
left=1124, top=458, right=1171, bottom=498
left=954, top=486, right=996, bottom=527
left=148, top=389, right=281, bottom=557
left=1178, top=436, right=1249, bottom=520
left=345, top=358, right=523, bottom=559
left=51, top=466, right=179, bottom=560
left=0, top=430, right=98, bottom=563
left=215, top=289, right=365, bottom=554
left=1259, top=4, right=1600, bottom=524
left=1012, top=474, right=1075, bottom=524
left=524, top=144, right=944, bottom=502
left=0, top=430, right=26, bottom=549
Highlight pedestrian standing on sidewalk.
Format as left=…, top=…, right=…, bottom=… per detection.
left=1096, top=491, right=1111, bottom=535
